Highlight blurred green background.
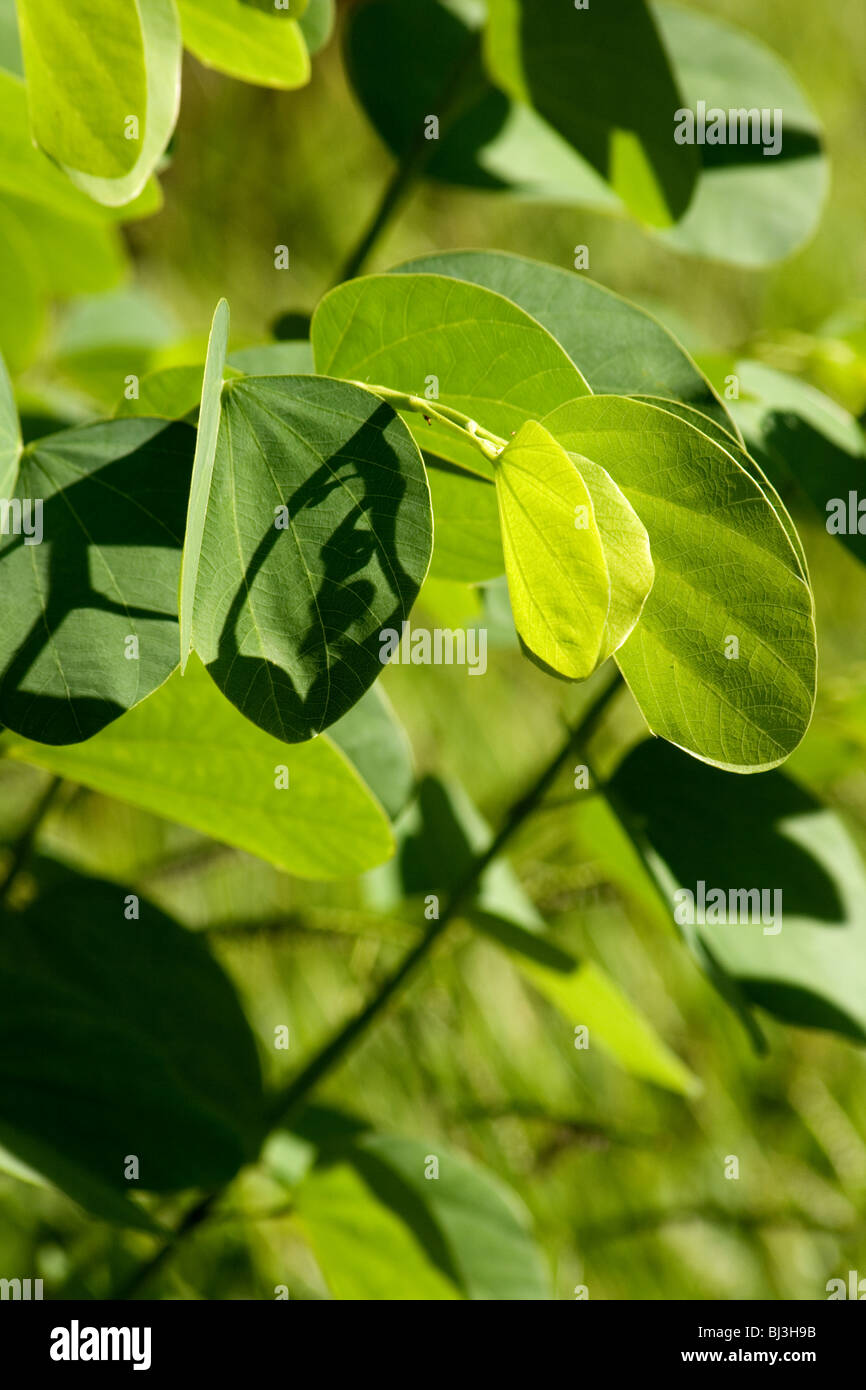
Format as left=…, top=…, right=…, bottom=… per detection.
left=2, top=0, right=866, bottom=1299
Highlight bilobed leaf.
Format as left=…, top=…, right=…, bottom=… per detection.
left=18, top=0, right=181, bottom=207
left=188, top=374, right=432, bottom=742
left=294, top=1162, right=460, bottom=1300
left=180, top=297, right=229, bottom=672
left=651, top=2, right=828, bottom=267
left=484, top=0, right=699, bottom=226
left=0, top=871, right=264, bottom=1204
left=541, top=395, right=816, bottom=771
left=0, top=416, right=195, bottom=744
left=312, top=273, right=590, bottom=479
left=5, top=656, right=394, bottom=880
left=0, top=344, right=20, bottom=496
left=609, top=739, right=866, bottom=1044
left=177, top=0, right=310, bottom=88
left=495, top=421, right=610, bottom=679
left=393, top=250, right=737, bottom=438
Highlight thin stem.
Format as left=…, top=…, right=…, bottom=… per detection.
left=347, top=381, right=508, bottom=463
left=113, top=668, right=625, bottom=1299
left=0, top=775, right=63, bottom=904
left=331, top=33, right=482, bottom=286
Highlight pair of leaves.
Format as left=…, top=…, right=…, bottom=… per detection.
left=314, top=264, right=816, bottom=771
left=346, top=0, right=827, bottom=267
left=0, top=868, right=264, bottom=1225
left=180, top=300, right=433, bottom=744
left=495, top=420, right=653, bottom=678
left=17, top=0, right=182, bottom=207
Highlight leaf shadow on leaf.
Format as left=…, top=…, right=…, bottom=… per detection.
left=0, top=421, right=194, bottom=744
left=610, top=741, right=844, bottom=926
left=697, top=126, right=821, bottom=170
left=209, top=402, right=420, bottom=741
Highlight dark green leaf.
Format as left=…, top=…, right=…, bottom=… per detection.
left=0, top=871, right=264, bottom=1207
left=0, top=416, right=195, bottom=744
left=608, top=739, right=866, bottom=1044
left=189, top=374, right=432, bottom=741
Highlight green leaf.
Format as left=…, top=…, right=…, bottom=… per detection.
left=426, top=458, right=503, bottom=583
left=297, top=1128, right=552, bottom=1300
left=18, top=0, right=181, bottom=207
left=344, top=0, right=622, bottom=202
left=312, top=272, right=590, bottom=479
left=0, top=344, right=20, bottom=496
left=484, top=0, right=699, bottom=226
left=294, top=1162, right=460, bottom=1299
left=651, top=2, right=828, bottom=267
left=0, top=66, right=161, bottom=223
left=178, top=0, right=310, bottom=88
left=367, top=776, right=698, bottom=1095
left=327, top=684, right=414, bottom=822
left=393, top=250, right=737, bottom=438
left=188, top=374, right=432, bottom=742
left=732, top=361, right=866, bottom=571
left=17, top=0, right=146, bottom=178
left=0, top=870, right=263, bottom=1210
left=0, top=416, right=195, bottom=744
left=226, top=340, right=314, bottom=376
left=0, top=0, right=22, bottom=75
left=608, top=739, right=866, bottom=1044
left=541, top=395, right=816, bottom=771
left=180, top=298, right=229, bottom=672
left=241, top=0, right=308, bottom=14
left=297, top=0, right=332, bottom=54
left=114, top=362, right=207, bottom=420
left=495, top=421, right=610, bottom=679
left=2, top=192, right=126, bottom=297
left=5, top=655, right=394, bottom=879
left=633, top=393, right=808, bottom=583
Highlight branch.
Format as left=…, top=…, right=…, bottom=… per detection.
left=113, top=667, right=625, bottom=1298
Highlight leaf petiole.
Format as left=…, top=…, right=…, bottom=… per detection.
left=348, top=380, right=508, bottom=462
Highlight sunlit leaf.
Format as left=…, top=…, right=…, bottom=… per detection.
left=178, top=0, right=310, bottom=88
left=542, top=395, right=816, bottom=771
left=5, top=656, right=395, bottom=880
left=393, top=249, right=736, bottom=437
left=313, top=272, right=590, bottom=479
left=18, top=0, right=181, bottom=206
